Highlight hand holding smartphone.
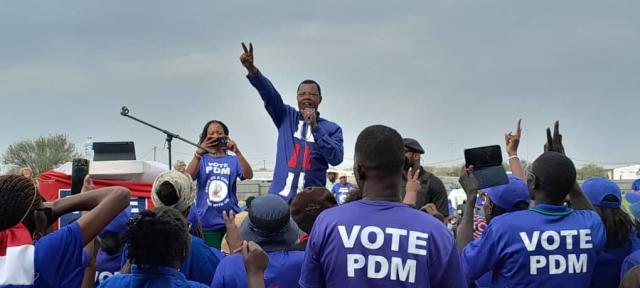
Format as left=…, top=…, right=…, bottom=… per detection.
left=71, top=158, right=90, bottom=195
left=464, top=145, right=509, bottom=190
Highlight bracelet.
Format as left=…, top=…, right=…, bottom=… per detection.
left=195, top=153, right=203, bottom=159
left=508, top=155, right=519, bottom=161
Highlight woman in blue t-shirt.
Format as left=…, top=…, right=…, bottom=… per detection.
left=187, top=120, right=253, bottom=248
left=0, top=174, right=130, bottom=288
left=582, top=177, right=639, bottom=288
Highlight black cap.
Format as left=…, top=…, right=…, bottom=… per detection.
left=403, top=138, right=425, bottom=154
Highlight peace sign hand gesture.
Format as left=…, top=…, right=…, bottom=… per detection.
left=544, top=121, right=565, bottom=155
left=240, top=42, right=258, bottom=75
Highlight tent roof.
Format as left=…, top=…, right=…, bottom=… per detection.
left=54, top=160, right=169, bottom=183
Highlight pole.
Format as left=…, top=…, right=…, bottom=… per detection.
left=119, top=106, right=214, bottom=168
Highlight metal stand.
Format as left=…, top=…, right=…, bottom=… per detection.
left=120, top=106, right=207, bottom=167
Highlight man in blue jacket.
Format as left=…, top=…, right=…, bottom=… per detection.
left=240, top=42, right=344, bottom=202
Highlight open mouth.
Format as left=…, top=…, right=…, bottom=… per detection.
left=301, top=101, right=315, bottom=109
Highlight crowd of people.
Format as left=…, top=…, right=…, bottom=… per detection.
left=2, top=43, right=640, bottom=288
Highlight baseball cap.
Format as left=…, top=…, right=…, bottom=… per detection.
left=482, top=174, right=530, bottom=212
left=582, top=177, right=621, bottom=208
left=626, top=191, right=640, bottom=204
left=99, top=206, right=131, bottom=238
left=632, top=179, right=640, bottom=192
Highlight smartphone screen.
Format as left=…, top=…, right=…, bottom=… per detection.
left=71, top=158, right=89, bottom=195
left=464, top=145, right=503, bottom=168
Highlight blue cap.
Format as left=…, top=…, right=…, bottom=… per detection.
left=626, top=191, right=640, bottom=204
left=99, top=206, right=131, bottom=238
left=632, top=179, right=640, bottom=192
left=582, top=177, right=621, bottom=208
left=482, top=174, right=530, bottom=212
left=631, top=201, right=640, bottom=221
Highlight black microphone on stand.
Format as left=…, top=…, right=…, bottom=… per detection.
left=121, top=106, right=130, bottom=116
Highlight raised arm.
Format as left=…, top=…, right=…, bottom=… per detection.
left=403, top=167, right=420, bottom=206
left=49, top=186, right=130, bottom=246
left=241, top=42, right=287, bottom=125
left=456, top=165, right=479, bottom=252
left=543, top=121, right=594, bottom=210
left=505, top=119, right=525, bottom=180
left=312, top=124, right=344, bottom=166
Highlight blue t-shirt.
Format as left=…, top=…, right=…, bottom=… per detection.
left=591, top=242, right=634, bottom=288
left=182, top=235, right=225, bottom=285
left=99, top=265, right=207, bottom=288
left=299, top=200, right=466, bottom=288
left=194, top=154, right=244, bottom=231
left=331, top=182, right=353, bottom=204
left=95, top=249, right=123, bottom=286
left=462, top=204, right=607, bottom=287
left=621, top=250, right=640, bottom=281
left=34, top=222, right=88, bottom=288
left=121, top=235, right=224, bottom=285
left=211, top=251, right=305, bottom=288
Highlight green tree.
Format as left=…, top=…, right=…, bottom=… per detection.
left=576, top=164, right=607, bottom=180
left=2, top=134, right=80, bottom=176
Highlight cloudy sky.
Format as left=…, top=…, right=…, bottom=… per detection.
left=1, top=0, right=638, bottom=170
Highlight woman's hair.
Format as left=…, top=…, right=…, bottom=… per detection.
left=595, top=195, right=633, bottom=248
left=198, top=120, right=229, bottom=145
left=125, top=207, right=190, bottom=267
left=0, top=175, right=41, bottom=231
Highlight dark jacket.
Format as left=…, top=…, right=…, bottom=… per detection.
left=401, top=168, right=449, bottom=217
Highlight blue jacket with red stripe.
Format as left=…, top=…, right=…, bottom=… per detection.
left=247, top=71, right=344, bottom=202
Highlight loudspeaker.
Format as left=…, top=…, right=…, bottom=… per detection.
left=92, top=142, right=136, bottom=161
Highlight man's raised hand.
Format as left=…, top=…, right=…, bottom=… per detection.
left=458, top=165, right=479, bottom=197
left=544, top=121, right=565, bottom=155
left=505, top=119, right=522, bottom=157
left=240, top=42, right=258, bottom=75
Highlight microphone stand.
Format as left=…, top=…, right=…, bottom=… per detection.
left=120, top=106, right=211, bottom=168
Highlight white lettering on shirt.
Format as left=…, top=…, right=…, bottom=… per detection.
left=337, top=225, right=428, bottom=284
left=541, top=231, right=561, bottom=250
left=339, top=225, right=361, bottom=248
left=347, top=254, right=366, bottom=277
left=360, top=226, right=385, bottom=250
left=407, top=231, right=429, bottom=256
left=368, top=255, right=389, bottom=279
left=385, top=228, right=407, bottom=252
left=520, top=231, right=540, bottom=251
left=390, top=257, right=416, bottom=283
left=579, top=229, right=593, bottom=249
left=520, top=229, right=594, bottom=275
left=568, top=253, right=588, bottom=273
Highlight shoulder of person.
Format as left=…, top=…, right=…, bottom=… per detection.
left=484, top=209, right=530, bottom=230
left=276, top=250, right=306, bottom=260
left=190, top=234, right=213, bottom=250
left=217, top=252, right=243, bottom=268
left=572, top=209, right=606, bottom=225
left=97, top=273, right=127, bottom=286
left=317, top=117, right=341, bottom=130
left=423, top=171, right=445, bottom=187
